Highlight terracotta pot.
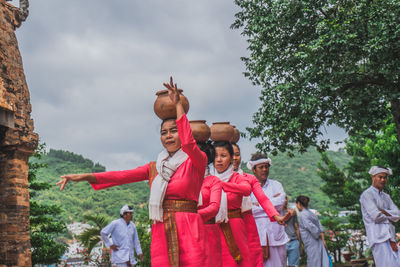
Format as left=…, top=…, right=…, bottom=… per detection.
left=210, top=122, right=234, bottom=142
left=153, top=89, right=189, bottom=120
left=231, top=126, right=240, bottom=143
left=189, top=120, right=211, bottom=142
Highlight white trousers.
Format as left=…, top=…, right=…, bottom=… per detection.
left=263, top=245, right=287, bottom=267
left=372, top=241, right=400, bottom=267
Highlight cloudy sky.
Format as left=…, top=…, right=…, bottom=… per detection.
left=10, top=0, right=346, bottom=171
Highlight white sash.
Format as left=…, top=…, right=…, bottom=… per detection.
left=148, top=148, right=188, bottom=222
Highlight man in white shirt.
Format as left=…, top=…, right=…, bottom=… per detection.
left=248, top=153, right=289, bottom=267
left=100, top=204, right=143, bottom=267
left=360, top=166, right=400, bottom=267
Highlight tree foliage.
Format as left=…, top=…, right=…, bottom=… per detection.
left=232, top=0, right=400, bottom=155
left=32, top=149, right=150, bottom=223
left=29, top=144, right=68, bottom=265
left=319, top=118, right=400, bottom=229
left=77, top=214, right=111, bottom=254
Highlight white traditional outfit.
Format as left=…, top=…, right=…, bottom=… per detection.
left=100, top=206, right=142, bottom=267
left=101, top=219, right=142, bottom=266
left=298, top=208, right=329, bottom=267
left=251, top=169, right=289, bottom=267
left=360, top=166, right=400, bottom=267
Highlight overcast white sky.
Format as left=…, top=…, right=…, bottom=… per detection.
left=10, top=0, right=346, bottom=171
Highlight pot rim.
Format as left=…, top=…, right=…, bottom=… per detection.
left=190, top=120, right=207, bottom=123
left=212, top=121, right=230, bottom=125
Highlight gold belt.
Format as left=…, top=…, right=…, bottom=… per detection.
left=241, top=209, right=252, bottom=216
left=228, top=208, right=243, bottom=219
left=205, top=217, right=216, bottom=224
left=162, top=199, right=198, bottom=267
left=219, top=209, right=242, bottom=263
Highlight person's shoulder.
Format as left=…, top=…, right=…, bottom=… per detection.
left=269, top=179, right=282, bottom=186
left=360, top=186, right=373, bottom=199
left=243, top=173, right=257, bottom=181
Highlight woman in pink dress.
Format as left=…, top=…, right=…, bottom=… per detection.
left=197, top=141, right=222, bottom=267
left=232, top=143, right=285, bottom=267
left=56, top=78, right=208, bottom=267
left=211, top=141, right=252, bottom=267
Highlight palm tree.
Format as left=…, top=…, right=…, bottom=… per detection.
left=77, top=214, right=111, bottom=266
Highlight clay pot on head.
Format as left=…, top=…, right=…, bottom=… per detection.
left=210, top=122, right=234, bottom=142
left=231, top=126, right=240, bottom=143
left=189, top=120, right=211, bottom=142
left=153, top=89, right=189, bottom=120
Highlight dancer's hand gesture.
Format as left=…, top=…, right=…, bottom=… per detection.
left=56, top=173, right=96, bottom=191
left=163, top=76, right=181, bottom=105
left=163, top=76, right=185, bottom=119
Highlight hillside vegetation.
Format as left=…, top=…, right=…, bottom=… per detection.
left=33, top=148, right=349, bottom=223
left=242, top=148, right=350, bottom=209
left=33, top=149, right=150, bottom=223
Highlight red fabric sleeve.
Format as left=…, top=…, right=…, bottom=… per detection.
left=221, top=174, right=251, bottom=196
left=176, top=114, right=207, bottom=172
left=90, top=163, right=150, bottom=190
left=198, top=176, right=222, bottom=222
left=251, top=177, right=279, bottom=221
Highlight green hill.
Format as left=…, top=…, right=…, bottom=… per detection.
left=242, top=148, right=350, bottom=210
left=32, top=148, right=349, bottom=223
left=32, top=149, right=150, bottom=223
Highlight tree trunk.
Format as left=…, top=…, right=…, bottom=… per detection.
left=390, top=99, right=400, bottom=143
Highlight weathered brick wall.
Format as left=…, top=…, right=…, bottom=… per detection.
left=0, top=0, right=37, bottom=266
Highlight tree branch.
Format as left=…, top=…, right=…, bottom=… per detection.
left=336, top=74, right=391, bottom=94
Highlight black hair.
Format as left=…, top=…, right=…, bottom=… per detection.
left=231, top=143, right=240, bottom=152
left=377, top=166, right=389, bottom=170
left=250, top=152, right=268, bottom=161
left=213, top=141, right=233, bottom=157
left=296, top=195, right=310, bottom=208
left=197, top=141, right=215, bottom=165
left=160, top=117, right=177, bottom=130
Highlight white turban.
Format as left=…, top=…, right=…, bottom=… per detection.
left=246, top=158, right=271, bottom=170
left=368, top=166, right=393, bottom=176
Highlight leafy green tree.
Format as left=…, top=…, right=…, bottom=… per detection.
left=29, top=144, right=67, bottom=265
left=318, top=118, right=400, bottom=256
left=77, top=214, right=111, bottom=254
left=232, top=0, right=400, bottom=155
left=320, top=210, right=350, bottom=263
left=134, top=206, right=152, bottom=267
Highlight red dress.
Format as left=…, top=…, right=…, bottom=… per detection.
left=243, top=173, right=280, bottom=267
left=219, top=173, right=252, bottom=267
left=91, top=114, right=207, bottom=267
left=198, top=175, right=222, bottom=267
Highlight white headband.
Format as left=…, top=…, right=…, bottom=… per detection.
left=246, top=158, right=271, bottom=170
left=368, top=166, right=393, bottom=176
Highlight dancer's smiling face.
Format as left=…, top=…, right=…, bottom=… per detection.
left=160, top=119, right=181, bottom=155
left=214, top=147, right=232, bottom=174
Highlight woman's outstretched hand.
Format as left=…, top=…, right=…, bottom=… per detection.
left=56, top=173, right=96, bottom=191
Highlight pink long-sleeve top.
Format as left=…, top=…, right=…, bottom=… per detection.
left=220, top=172, right=252, bottom=210
left=198, top=175, right=222, bottom=222
left=244, top=173, right=279, bottom=221
left=90, top=114, right=207, bottom=202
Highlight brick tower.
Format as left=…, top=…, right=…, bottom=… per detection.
left=0, top=0, right=38, bottom=266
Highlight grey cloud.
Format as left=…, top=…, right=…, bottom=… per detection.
left=11, top=0, right=345, bottom=170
